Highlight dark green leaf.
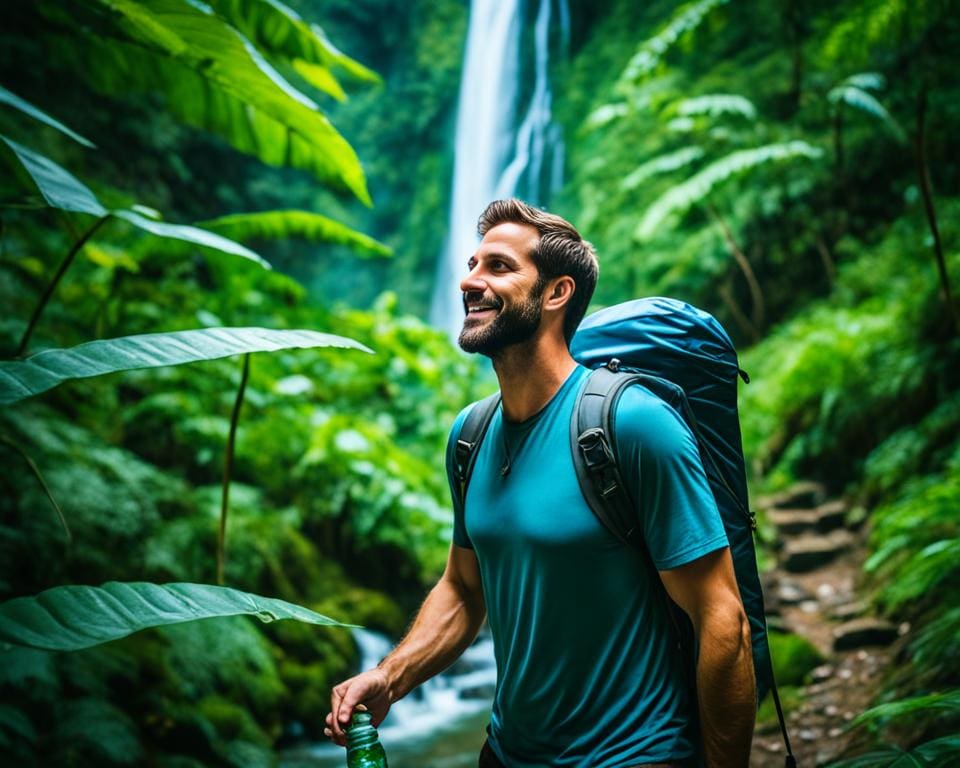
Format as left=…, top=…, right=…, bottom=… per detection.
left=0, top=327, right=373, bottom=405
left=0, top=135, right=106, bottom=216
left=0, top=85, right=95, bottom=148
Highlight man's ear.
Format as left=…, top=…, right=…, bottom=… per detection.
left=544, top=276, right=576, bottom=311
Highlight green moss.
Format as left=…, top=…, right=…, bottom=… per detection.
left=769, top=631, right=825, bottom=687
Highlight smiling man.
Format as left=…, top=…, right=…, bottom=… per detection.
left=326, top=199, right=755, bottom=767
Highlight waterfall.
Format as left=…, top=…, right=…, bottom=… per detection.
left=430, top=0, right=569, bottom=341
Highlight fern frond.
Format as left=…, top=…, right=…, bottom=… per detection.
left=619, top=0, right=730, bottom=86
left=586, top=102, right=629, bottom=130
left=677, top=93, right=757, bottom=120
left=635, top=141, right=822, bottom=239
left=622, top=147, right=705, bottom=191
left=828, top=85, right=906, bottom=143
left=840, top=72, right=886, bottom=91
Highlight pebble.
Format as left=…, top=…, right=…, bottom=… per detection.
left=828, top=727, right=844, bottom=738
left=824, top=704, right=839, bottom=717
left=817, top=582, right=837, bottom=600
left=844, top=711, right=855, bottom=721
left=811, top=664, right=834, bottom=682
left=799, top=728, right=818, bottom=742
left=838, top=668, right=853, bottom=679
left=800, top=600, right=820, bottom=613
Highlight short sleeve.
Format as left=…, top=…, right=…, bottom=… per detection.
left=613, top=385, right=728, bottom=570
left=446, top=405, right=474, bottom=549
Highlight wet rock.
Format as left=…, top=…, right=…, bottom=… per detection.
left=769, top=508, right=821, bottom=535
left=768, top=481, right=827, bottom=510
left=832, top=618, right=899, bottom=651
left=814, top=499, right=848, bottom=532
left=830, top=600, right=867, bottom=621
left=781, top=531, right=855, bottom=572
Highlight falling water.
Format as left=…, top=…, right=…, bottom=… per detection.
left=430, top=0, right=569, bottom=341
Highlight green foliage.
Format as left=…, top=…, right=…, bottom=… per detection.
left=0, top=84, right=95, bottom=147
left=0, top=326, right=371, bottom=405
left=828, top=73, right=906, bottom=144
left=618, top=0, right=730, bottom=86
left=636, top=140, right=823, bottom=239
left=33, top=0, right=371, bottom=203
left=199, top=209, right=392, bottom=258
left=0, top=581, right=355, bottom=651
left=768, top=630, right=824, bottom=687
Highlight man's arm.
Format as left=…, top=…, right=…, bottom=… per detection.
left=659, top=547, right=755, bottom=768
left=324, top=543, right=485, bottom=745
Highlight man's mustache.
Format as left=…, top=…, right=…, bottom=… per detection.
left=462, top=291, right=504, bottom=315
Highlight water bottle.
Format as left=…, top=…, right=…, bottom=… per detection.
left=345, top=709, right=389, bottom=768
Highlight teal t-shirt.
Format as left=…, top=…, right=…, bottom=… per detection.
left=448, top=365, right=727, bottom=767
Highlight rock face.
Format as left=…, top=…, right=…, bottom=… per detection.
left=782, top=531, right=855, bottom=573
left=832, top=618, right=899, bottom=651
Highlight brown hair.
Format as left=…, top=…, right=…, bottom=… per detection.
left=477, top=199, right=598, bottom=344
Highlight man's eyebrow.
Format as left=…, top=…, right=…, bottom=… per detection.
left=470, top=251, right=520, bottom=267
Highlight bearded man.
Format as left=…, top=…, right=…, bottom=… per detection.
left=326, top=199, right=756, bottom=767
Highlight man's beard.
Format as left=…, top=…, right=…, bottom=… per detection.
left=458, top=279, right=546, bottom=356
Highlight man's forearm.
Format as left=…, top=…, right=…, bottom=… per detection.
left=378, top=575, right=486, bottom=703
left=697, top=610, right=755, bottom=767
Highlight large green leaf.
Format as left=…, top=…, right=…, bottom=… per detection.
left=206, top=0, right=379, bottom=94
left=0, top=136, right=106, bottom=216
left=199, top=210, right=392, bottom=257
left=0, top=84, right=95, bottom=148
left=635, top=141, right=823, bottom=239
left=0, top=582, right=356, bottom=651
left=40, top=0, right=370, bottom=203
left=0, top=327, right=373, bottom=405
left=0, top=136, right=269, bottom=268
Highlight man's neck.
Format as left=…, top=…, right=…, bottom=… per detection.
left=492, top=334, right=578, bottom=423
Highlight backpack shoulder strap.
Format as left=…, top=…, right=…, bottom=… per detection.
left=449, top=392, right=501, bottom=511
left=570, top=364, right=649, bottom=547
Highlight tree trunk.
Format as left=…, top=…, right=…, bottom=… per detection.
left=718, top=280, right=760, bottom=345
left=706, top=203, right=766, bottom=332
left=914, top=81, right=957, bottom=332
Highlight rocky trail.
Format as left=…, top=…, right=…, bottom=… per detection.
left=750, top=482, right=904, bottom=767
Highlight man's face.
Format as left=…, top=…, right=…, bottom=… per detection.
left=458, top=222, right=545, bottom=356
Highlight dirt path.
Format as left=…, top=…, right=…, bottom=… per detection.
left=749, top=483, right=902, bottom=767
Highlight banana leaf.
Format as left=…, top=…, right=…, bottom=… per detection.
left=0, top=327, right=373, bottom=405
left=0, top=581, right=357, bottom=651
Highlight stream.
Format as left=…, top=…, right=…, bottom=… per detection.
left=280, top=629, right=497, bottom=768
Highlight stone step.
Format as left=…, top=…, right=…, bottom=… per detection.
left=770, top=499, right=849, bottom=536
left=832, top=618, right=899, bottom=651
left=757, top=480, right=828, bottom=511
left=781, top=530, right=855, bottom=573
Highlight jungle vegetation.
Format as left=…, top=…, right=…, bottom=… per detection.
left=1, top=0, right=958, bottom=766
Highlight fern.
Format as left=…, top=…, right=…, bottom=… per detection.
left=829, top=75, right=906, bottom=143
left=621, top=147, right=705, bottom=191
left=635, top=141, right=823, bottom=239
left=619, top=0, right=730, bottom=86
left=676, top=93, right=757, bottom=120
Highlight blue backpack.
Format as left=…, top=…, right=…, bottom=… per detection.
left=450, top=297, right=795, bottom=766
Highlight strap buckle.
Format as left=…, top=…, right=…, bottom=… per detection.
left=454, top=438, right=474, bottom=482
left=577, top=428, right=620, bottom=498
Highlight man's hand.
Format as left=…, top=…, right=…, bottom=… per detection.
left=324, top=668, right=392, bottom=746
left=323, top=545, right=485, bottom=748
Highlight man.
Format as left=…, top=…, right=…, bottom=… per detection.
left=326, top=199, right=755, bottom=766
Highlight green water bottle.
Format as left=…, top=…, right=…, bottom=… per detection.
left=345, top=709, right=389, bottom=768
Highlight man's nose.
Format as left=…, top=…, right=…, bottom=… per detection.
left=460, top=264, right=486, bottom=294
